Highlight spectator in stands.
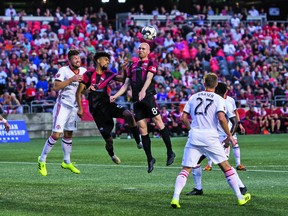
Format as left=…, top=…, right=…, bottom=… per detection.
left=207, top=5, right=214, bottom=15
left=248, top=6, right=259, bottom=17
left=231, top=14, right=240, bottom=28
left=263, top=77, right=274, bottom=99
left=268, top=104, right=282, bottom=133
left=50, top=17, right=61, bottom=34
left=280, top=103, right=288, bottom=132
left=10, top=92, right=23, bottom=114
left=170, top=106, right=182, bottom=136
left=5, top=4, right=17, bottom=17
left=223, top=39, right=236, bottom=55
left=258, top=106, right=269, bottom=133
left=25, top=82, right=36, bottom=103
left=137, top=4, right=146, bottom=15
left=244, top=105, right=260, bottom=134
left=164, top=33, right=175, bottom=53
left=156, top=85, right=168, bottom=102
left=36, top=75, right=49, bottom=94
left=0, top=66, right=7, bottom=94
left=170, top=4, right=180, bottom=16
left=60, top=14, right=70, bottom=27
left=44, top=90, right=57, bottom=112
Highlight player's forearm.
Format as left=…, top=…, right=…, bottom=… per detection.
left=229, top=116, right=238, bottom=135
left=0, top=115, right=7, bottom=123
left=114, top=83, right=128, bottom=98
left=141, top=73, right=153, bottom=93
left=181, top=113, right=191, bottom=130
left=53, top=78, right=73, bottom=91
left=219, top=116, right=232, bottom=137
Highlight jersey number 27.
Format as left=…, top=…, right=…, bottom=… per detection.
left=194, top=98, right=214, bottom=115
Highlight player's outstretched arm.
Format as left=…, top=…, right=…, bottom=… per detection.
left=76, top=83, right=86, bottom=118
left=110, top=77, right=131, bottom=103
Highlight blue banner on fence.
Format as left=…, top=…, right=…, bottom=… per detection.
left=0, top=120, right=30, bottom=143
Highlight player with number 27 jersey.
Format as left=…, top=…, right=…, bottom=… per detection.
left=183, top=91, right=226, bottom=146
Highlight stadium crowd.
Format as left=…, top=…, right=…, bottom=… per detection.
left=0, top=4, right=287, bottom=135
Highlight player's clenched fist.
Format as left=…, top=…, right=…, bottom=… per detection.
left=71, top=75, right=83, bottom=82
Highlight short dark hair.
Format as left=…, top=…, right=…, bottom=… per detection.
left=215, top=82, right=227, bottom=96
left=68, top=49, right=80, bottom=60
left=93, top=52, right=110, bottom=62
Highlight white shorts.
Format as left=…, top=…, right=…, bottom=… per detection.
left=52, top=102, right=79, bottom=132
left=182, top=138, right=228, bottom=168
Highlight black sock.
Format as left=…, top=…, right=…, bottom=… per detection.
left=105, top=139, right=114, bottom=157
left=141, top=134, right=152, bottom=161
left=159, top=126, right=173, bottom=155
left=130, top=126, right=141, bottom=144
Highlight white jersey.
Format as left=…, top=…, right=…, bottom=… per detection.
left=183, top=91, right=226, bottom=146
left=217, top=97, right=236, bottom=136
left=55, top=66, right=86, bottom=107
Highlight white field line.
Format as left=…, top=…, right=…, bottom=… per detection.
left=0, top=161, right=287, bottom=173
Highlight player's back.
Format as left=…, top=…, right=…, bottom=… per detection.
left=217, top=97, right=235, bottom=136
left=184, top=91, right=226, bottom=146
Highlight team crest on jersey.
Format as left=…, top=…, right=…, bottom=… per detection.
left=56, top=125, right=61, bottom=129
left=150, top=66, right=156, bottom=72
left=56, top=74, right=60, bottom=78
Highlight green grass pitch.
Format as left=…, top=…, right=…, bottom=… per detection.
left=0, top=134, right=287, bottom=216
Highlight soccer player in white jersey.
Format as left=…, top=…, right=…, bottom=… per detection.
left=186, top=82, right=247, bottom=196
left=37, top=50, right=86, bottom=176
left=203, top=93, right=246, bottom=171
left=170, top=73, right=251, bottom=208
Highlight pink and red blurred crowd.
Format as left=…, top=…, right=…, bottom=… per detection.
left=0, top=4, right=287, bottom=134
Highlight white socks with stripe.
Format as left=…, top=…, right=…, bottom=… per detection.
left=40, top=136, right=57, bottom=162
left=62, top=138, right=72, bottom=164
left=173, top=169, right=189, bottom=200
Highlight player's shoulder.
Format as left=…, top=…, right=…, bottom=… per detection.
left=226, top=95, right=235, bottom=103
left=58, top=65, right=69, bottom=72
left=79, top=67, right=87, bottom=74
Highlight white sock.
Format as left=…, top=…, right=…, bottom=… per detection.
left=173, top=169, right=189, bottom=200
left=192, top=165, right=202, bottom=190
left=207, top=158, right=213, bottom=167
left=40, top=136, right=57, bottom=162
left=224, top=167, right=243, bottom=200
left=62, top=137, right=72, bottom=164
left=233, top=144, right=241, bottom=166
left=233, top=167, right=245, bottom=188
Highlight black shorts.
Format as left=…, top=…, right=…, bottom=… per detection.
left=133, top=96, right=160, bottom=122
left=92, top=102, right=126, bottom=139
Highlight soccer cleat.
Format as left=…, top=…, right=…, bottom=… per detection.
left=186, top=188, right=203, bottom=196
left=137, top=142, right=143, bottom=149
left=240, top=186, right=247, bottom=195
left=166, top=152, right=176, bottom=166
left=203, top=165, right=212, bottom=171
left=147, top=158, right=156, bottom=173
left=61, top=162, right=80, bottom=174
left=236, top=164, right=247, bottom=171
left=171, top=198, right=181, bottom=209
left=38, top=156, right=47, bottom=176
left=238, top=193, right=251, bottom=206
left=111, top=155, right=121, bottom=165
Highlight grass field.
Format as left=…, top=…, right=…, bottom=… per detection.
left=0, top=134, right=288, bottom=216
